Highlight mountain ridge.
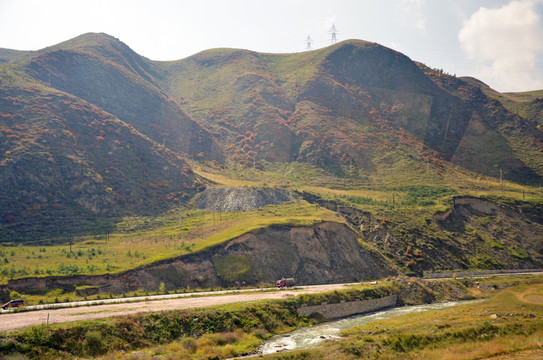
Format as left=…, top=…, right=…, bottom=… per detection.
left=157, top=37, right=543, bottom=183
left=1, top=33, right=543, bottom=241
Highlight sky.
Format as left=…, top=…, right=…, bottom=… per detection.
left=1, top=0, right=543, bottom=92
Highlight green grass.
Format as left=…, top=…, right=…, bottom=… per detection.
left=0, top=299, right=309, bottom=359
left=2, top=161, right=541, bottom=291
left=0, top=201, right=340, bottom=286
left=503, top=89, right=543, bottom=102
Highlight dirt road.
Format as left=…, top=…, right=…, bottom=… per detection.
left=0, top=283, right=357, bottom=332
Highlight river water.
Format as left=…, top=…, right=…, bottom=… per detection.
left=260, top=300, right=481, bottom=354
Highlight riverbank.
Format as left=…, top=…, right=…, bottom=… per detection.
left=268, top=277, right=543, bottom=359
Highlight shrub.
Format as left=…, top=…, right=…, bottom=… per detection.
left=25, top=325, right=53, bottom=347
left=83, top=331, right=108, bottom=357
left=180, top=337, right=197, bottom=353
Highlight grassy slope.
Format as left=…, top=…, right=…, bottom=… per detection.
left=158, top=41, right=543, bottom=187
left=4, top=157, right=540, bottom=286
left=0, top=201, right=340, bottom=285
left=0, top=48, right=31, bottom=63
left=0, top=65, right=206, bottom=243
left=0, top=33, right=222, bottom=242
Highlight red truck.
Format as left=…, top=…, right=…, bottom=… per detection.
left=2, top=299, right=24, bottom=310
left=276, top=278, right=296, bottom=288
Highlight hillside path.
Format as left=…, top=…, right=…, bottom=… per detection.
left=0, top=283, right=357, bottom=332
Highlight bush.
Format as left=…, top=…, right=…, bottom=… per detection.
left=24, top=326, right=47, bottom=346
left=83, top=331, right=108, bottom=357
left=180, top=337, right=197, bottom=353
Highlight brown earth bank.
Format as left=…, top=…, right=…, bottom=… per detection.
left=1, top=221, right=397, bottom=296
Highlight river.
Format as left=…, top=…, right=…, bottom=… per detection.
left=260, top=300, right=481, bottom=354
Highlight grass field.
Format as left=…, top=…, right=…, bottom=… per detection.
left=0, top=201, right=340, bottom=287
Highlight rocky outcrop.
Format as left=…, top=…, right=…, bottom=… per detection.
left=4, top=222, right=397, bottom=295
left=197, top=187, right=294, bottom=212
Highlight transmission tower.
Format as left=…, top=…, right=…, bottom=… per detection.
left=305, top=35, right=313, bottom=51
left=329, top=23, right=339, bottom=44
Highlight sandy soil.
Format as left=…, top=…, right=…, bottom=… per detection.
left=0, top=283, right=355, bottom=332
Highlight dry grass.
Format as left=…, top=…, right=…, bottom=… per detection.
left=316, top=280, right=543, bottom=360
left=417, top=333, right=543, bottom=360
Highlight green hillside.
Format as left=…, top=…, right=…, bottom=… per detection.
left=21, top=33, right=222, bottom=161
left=158, top=40, right=543, bottom=185
left=0, top=33, right=542, bottom=285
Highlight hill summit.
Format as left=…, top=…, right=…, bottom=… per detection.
left=1, top=33, right=542, bottom=240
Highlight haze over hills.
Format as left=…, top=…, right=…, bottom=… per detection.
left=1, top=32, right=543, bottom=242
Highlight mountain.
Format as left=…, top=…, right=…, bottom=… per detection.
left=1, top=33, right=543, bottom=242
left=0, top=35, right=210, bottom=241
left=158, top=40, right=543, bottom=184
left=22, top=33, right=222, bottom=160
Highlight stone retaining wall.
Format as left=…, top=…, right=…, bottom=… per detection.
left=297, top=294, right=398, bottom=319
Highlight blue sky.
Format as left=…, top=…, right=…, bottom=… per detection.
left=1, top=0, right=542, bottom=92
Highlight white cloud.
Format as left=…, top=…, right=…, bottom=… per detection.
left=397, top=0, right=426, bottom=32
left=458, top=0, right=543, bottom=91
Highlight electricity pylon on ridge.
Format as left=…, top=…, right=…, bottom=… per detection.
left=329, top=23, right=339, bottom=44
left=305, top=35, right=313, bottom=51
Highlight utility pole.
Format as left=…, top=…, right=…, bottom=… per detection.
left=500, top=169, right=503, bottom=196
